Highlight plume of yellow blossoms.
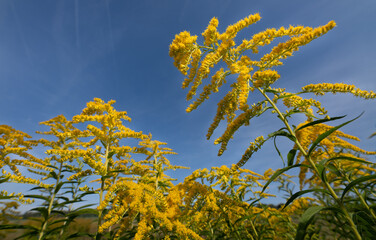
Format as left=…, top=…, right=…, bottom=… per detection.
left=294, top=122, right=376, bottom=189
left=65, top=98, right=189, bottom=238
left=159, top=166, right=300, bottom=239
left=0, top=125, right=54, bottom=193
left=170, top=12, right=376, bottom=170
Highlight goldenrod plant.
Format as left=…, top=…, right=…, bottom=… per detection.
left=170, top=13, right=376, bottom=239
left=0, top=12, right=375, bottom=240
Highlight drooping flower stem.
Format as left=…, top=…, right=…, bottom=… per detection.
left=257, top=87, right=362, bottom=240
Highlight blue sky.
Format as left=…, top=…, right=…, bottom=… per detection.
left=1, top=0, right=376, bottom=206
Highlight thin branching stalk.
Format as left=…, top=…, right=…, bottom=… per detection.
left=38, top=161, right=64, bottom=240
left=96, top=141, right=111, bottom=240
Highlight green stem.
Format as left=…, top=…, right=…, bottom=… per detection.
left=257, top=87, right=362, bottom=240
left=38, top=161, right=63, bottom=240
left=96, top=142, right=111, bottom=240
left=154, top=155, right=159, bottom=190
left=248, top=218, right=258, bottom=240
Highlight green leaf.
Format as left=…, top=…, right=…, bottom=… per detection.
left=24, top=194, right=50, bottom=201
left=307, top=113, right=363, bottom=157
left=265, top=88, right=280, bottom=94
left=68, top=208, right=98, bottom=218
left=46, top=164, right=58, bottom=170
left=282, top=189, right=330, bottom=210
left=14, top=231, right=40, bottom=240
left=108, top=150, right=116, bottom=159
left=262, top=164, right=311, bottom=193
left=0, top=177, right=9, bottom=184
left=30, top=207, right=49, bottom=220
left=295, top=206, right=338, bottom=240
left=341, top=175, right=376, bottom=201
left=49, top=171, right=58, bottom=180
left=319, top=155, right=372, bottom=167
left=326, top=163, right=342, bottom=177
left=0, top=224, right=38, bottom=230
left=74, top=203, right=96, bottom=211
left=54, top=182, right=64, bottom=194
left=295, top=115, right=346, bottom=132
left=66, top=233, right=95, bottom=239
left=284, top=109, right=305, bottom=118
left=268, top=129, right=296, bottom=142
left=287, top=149, right=297, bottom=167
left=369, top=132, right=376, bottom=139
left=28, top=186, right=45, bottom=191
left=0, top=196, right=14, bottom=200
left=51, top=210, right=66, bottom=216
left=273, top=136, right=284, bottom=164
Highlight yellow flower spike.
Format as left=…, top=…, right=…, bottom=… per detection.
left=219, top=13, right=261, bottom=41
left=302, top=82, right=376, bottom=99
left=202, top=17, right=220, bottom=46
left=236, top=136, right=265, bottom=168
left=260, top=21, right=336, bottom=68
left=169, top=31, right=198, bottom=75
left=182, top=48, right=202, bottom=89
left=215, top=103, right=263, bottom=156
left=186, top=68, right=227, bottom=113
left=236, top=25, right=313, bottom=54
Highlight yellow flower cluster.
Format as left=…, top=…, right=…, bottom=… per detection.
left=202, top=17, right=220, bottom=46
left=282, top=93, right=327, bottom=117
left=219, top=13, right=261, bottom=41
left=99, top=180, right=201, bottom=240
left=235, top=25, right=313, bottom=54
left=206, top=90, right=238, bottom=140
left=302, top=83, right=376, bottom=99
left=186, top=68, right=227, bottom=112
left=237, top=136, right=266, bottom=168
left=182, top=48, right=202, bottom=89
left=1, top=125, right=39, bottom=175
left=170, top=13, right=338, bottom=160
left=259, top=21, right=336, bottom=68
left=169, top=31, right=198, bottom=75
left=0, top=191, right=33, bottom=204
left=214, top=103, right=264, bottom=156
left=294, top=121, right=376, bottom=188
left=252, top=69, right=280, bottom=88
left=67, top=169, right=93, bottom=181
left=2, top=170, right=52, bottom=188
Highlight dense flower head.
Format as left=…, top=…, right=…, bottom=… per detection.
left=169, top=31, right=198, bottom=75
left=202, top=17, right=220, bottom=46
left=302, top=82, right=376, bottom=99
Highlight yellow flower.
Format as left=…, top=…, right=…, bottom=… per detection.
left=202, top=17, right=220, bottom=46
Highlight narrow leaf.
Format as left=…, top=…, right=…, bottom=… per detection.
left=0, top=224, right=38, bottom=230
left=295, top=115, right=346, bottom=132
left=282, top=189, right=330, bottom=210
left=0, top=177, right=9, bottom=184
left=308, top=113, right=363, bottom=157
left=295, top=206, right=338, bottom=240
left=24, top=194, right=50, bottom=201
left=341, top=175, right=376, bottom=201
left=49, top=171, right=58, bottom=180
left=287, top=149, right=297, bottom=167
left=262, top=164, right=311, bottom=193
left=54, top=182, right=64, bottom=194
